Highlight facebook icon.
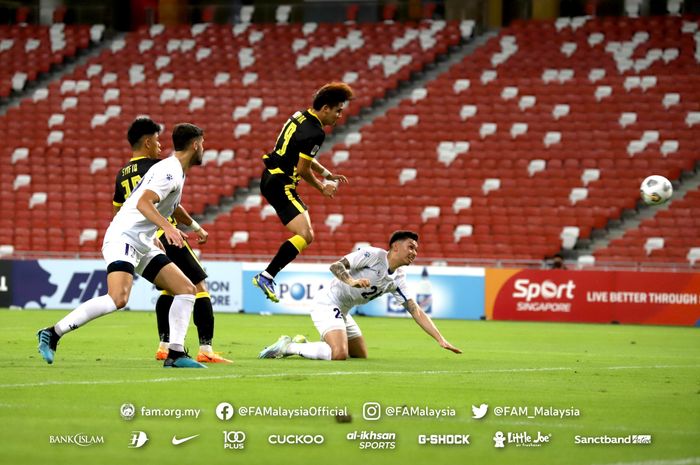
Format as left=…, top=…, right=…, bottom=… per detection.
left=216, top=402, right=234, bottom=421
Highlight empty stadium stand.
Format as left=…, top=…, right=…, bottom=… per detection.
left=2, top=13, right=699, bottom=266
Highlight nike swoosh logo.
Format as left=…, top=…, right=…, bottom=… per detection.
left=172, top=434, right=199, bottom=445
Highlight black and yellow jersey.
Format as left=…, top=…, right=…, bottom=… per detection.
left=112, top=156, right=177, bottom=225
left=263, top=108, right=325, bottom=184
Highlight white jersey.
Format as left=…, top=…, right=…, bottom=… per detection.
left=104, top=155, right=184, bottom=251
left=318, top=246, right=411, bottom=313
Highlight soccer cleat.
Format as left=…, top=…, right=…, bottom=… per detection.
left=163, top=354, right=207, bottom=368
left=252, top=273, right=279, bottom=303
left=196, top=351, right=233, bottom=364
left=292, top=334, right=308, bottom=344
left=36, top=328, right=59, bottom=365
left=258, top=335, right=292, bottom=359
left=155, top=347, right=169, bottom=361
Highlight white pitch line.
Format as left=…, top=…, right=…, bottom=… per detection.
left=591, top=457, right=700, bottom=465
left=1, top=364, right=699, bottom=389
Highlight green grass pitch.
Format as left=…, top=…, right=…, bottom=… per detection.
left=1, top=309, right=698, bottom=465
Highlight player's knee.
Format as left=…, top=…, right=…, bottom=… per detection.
left=302, top=228, right=314, bottom=245
left=109, top=292, right=128, bottom=309
left=331, top=348, right=349, bottom=360
left=194, top=280, right=207, bottom=293
left=180, top=281, right=197, bottom=296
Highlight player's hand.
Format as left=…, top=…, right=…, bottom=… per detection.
left=163, top=224, right=185, bottom=248
left=322, top=181, right=337, bottom=198
left=154, top=237, right=165, bottom=252
left=439, top=339, right=462, bottom=354
left=351, top=278, right=371, bottom=288
left=195, top=227, right=209, bottom=244
left=328, top=173, right=348, bottom=184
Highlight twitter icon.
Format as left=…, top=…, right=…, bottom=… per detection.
left=471, top=404, right=488, bottom=419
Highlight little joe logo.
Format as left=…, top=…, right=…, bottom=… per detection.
left=494, top=431, right=552, bottom=448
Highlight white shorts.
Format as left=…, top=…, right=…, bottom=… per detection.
left=102, top=237, right=165, bottom=277
left=310, top=299, right=363, bottom=341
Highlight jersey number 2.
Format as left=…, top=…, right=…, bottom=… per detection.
left=360, top=286, right=380, bottom=301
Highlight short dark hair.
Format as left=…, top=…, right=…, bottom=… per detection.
left=312, top=82, right=354, bottom=110
left=127, top=117, right=161, bottom=148
left=389, top=230, right=419, bottom=247
left=172, top=123, right=204, bottom=151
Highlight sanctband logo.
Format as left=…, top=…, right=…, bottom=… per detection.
left=223, top=431, right=246, bottom=450
left=49, top=433, right=105, bottom=447
left=268, top=434, right=324, bottom=445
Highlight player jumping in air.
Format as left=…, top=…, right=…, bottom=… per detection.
left=252, top=82, right=354, bottom=303
left=37, top=123, right=208, bottom=368
left=258, top=231, right=462, bottom=360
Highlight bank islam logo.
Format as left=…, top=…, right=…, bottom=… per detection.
left=172, top=434, right=199, bottom=446
left=216, top=402, right=234, bottom=421
left=49, top=433, right=104, bottom=447
left=128, top=431, right=149, bottom=448
left=120, top=403, right=136, bottom=420
left=223, top=431, right=246, bottom=450
left=472, top=403, right=488, bottom=419
left=494, top=431, right=551, bottom=448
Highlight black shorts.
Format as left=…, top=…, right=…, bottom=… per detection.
left=260, top=169, right=307, bottom=225
left=158, top=233, right=208, bottom=285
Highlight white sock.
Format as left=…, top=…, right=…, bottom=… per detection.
left=199, top=344, right=213, bottom=353
left=159, top=341, right=169, bottom=350
left=168, top=294, right=195, bottom=351
left=262, top=271, right=273, bottom=279
left=55, top=295, right=118, bottom=336
left=287, top=342, right=331, bottom=360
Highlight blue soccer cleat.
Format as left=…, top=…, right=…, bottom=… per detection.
left=258, top=335, right=291, bottom=359
left=163, top=354, right=207, bottom=368
left=252, top=273, right=279, bottom=303
left=36, top=328, right=58, bottom=365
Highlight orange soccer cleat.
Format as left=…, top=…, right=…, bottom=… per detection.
left=155, top=347, right=169, bottom=361
left=196, top=351, right=233, bottom=364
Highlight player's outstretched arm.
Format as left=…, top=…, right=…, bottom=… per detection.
left=406, top=300, right=462, bottom=354
left=330, top=258, right=370, bottom=288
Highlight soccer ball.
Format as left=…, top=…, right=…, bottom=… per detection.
left=640, top=175, right=673, bottom=206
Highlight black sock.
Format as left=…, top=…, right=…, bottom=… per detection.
left=155, top=294, right=173, bottom=343
left=193, top=296, right=214, bottom=346
left=265, top=240, right=301, bottom=277
left=47, top=326, right=60, bottom=350
left=167, top=348, right=185, bottom=360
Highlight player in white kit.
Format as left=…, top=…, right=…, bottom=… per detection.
left=258, top=231, right=462, bottom=360
left=37, top=123, right=207, bottom=368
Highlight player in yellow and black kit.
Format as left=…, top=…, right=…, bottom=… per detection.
left=113, top=117, right=231, bottom=363
left=253, top=82, right=354, bottom=302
